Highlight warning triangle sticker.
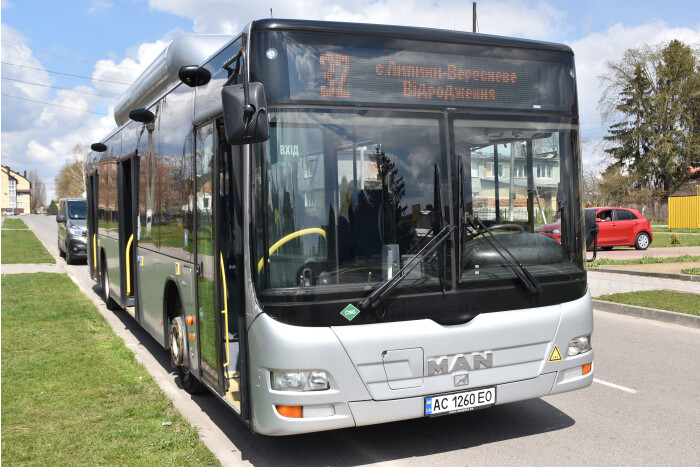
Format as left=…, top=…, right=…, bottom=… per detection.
left=549, top=345, right=563, bottom=362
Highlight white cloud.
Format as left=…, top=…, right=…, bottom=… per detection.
left=0, top=23, right=171, bottom=201
left=147, top=0, right=566, bottom=38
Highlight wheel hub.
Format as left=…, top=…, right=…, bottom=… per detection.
left=170, top=316, right=186, bottom=366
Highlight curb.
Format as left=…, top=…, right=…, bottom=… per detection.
left=592, top=299, right=700, bottom=329
left=590, top=268, right=700, bottom=282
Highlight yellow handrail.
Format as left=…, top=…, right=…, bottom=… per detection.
left=257, top=227, right=327, bottom=274
left=220, top=252, right=230, bottom=368
left=126, top=234, right=134, bottom=296
left=93, top=233, right=97, bottom=269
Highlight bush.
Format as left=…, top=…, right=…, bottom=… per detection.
left=671, top=232, right=681, bottom=244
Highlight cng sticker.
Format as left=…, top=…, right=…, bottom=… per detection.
left=549, top=345, right=563, bottom=362
left=341, top=304, right=360, bottom=321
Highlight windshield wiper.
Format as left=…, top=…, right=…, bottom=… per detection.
left=357, top=224, right=455, bottom=311
left=464, top=214, right=543, bottom=294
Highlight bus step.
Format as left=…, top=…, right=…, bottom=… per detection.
left=125, top=306, right=136, bottom=317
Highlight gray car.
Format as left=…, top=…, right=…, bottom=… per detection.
left=56, top=198, right=87, bottom=264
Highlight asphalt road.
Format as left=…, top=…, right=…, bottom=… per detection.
left=21, top=214, right=700, bottom=466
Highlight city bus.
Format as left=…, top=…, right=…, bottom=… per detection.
left=86, top=19, right=595, bottom=436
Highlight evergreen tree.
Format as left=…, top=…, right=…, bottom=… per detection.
left=599, top=40, right=700, bottom=195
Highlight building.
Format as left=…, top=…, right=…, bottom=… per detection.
left=1, top=166, right=32, bottom=215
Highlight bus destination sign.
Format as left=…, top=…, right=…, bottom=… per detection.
left=300, top=49, right=545, bottom=109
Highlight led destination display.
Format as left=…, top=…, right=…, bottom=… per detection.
left=256, top=34, right=576, bottom=112
left=317, top=52, right=530, bottom=106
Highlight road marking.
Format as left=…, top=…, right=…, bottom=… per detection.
left=593, top=378, right=637, bottom=394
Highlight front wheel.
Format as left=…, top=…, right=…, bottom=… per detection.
left=170, top=313, right=204, bottom=394
left=634, top=232, right=651, bottom=250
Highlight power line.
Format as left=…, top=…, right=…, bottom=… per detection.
left=2, top=77, right=120, bottom=99
left=1, top=40, right=142, bottom=72
left=1, top=93, right=110, bottom=116
left=1, top=61, right=132, bottom=86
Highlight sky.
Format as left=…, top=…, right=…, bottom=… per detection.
left=2, top=0, right=700, bottom=201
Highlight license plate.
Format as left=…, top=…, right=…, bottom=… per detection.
left=424, top=387, right=496, bottom=416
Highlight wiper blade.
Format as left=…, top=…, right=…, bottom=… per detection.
left=357, top=225, right=455, bottom=311
left=464, top=214, right=543, bottom=294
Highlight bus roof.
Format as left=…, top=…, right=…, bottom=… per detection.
left=249, top=19, right=574, bottom=55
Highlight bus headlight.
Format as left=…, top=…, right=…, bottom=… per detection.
left=272, top=371, right=329, bottom=391
left=568, top=335, right=591, bottom=356
left=69, top=224, right=83, bottom=236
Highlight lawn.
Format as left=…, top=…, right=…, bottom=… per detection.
left=648, top=232, right=700, bottom=248
left=596, top=289, right=700, bottom=316
left=1, top=230, right=55, bottom=264
left=651, top=224, right=700, bottom=234
left=2, top=218, right=29, bottom=229
left=681, top=268, right=700, bottom=275
left=588, top=254, right=700, bottom=268
left=1, top=273, right=219, bottom=465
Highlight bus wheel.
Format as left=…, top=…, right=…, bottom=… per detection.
left=170, top=307, right=204, bottom=394
left=101, top=260, right=119, bottom=310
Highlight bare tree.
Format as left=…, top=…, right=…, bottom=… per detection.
left=27, top=169, right=46, bottom=209
left=54, top=143, right=89, bottom=199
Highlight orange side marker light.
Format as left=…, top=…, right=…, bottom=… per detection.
left=582, top=363, right=592, bottom=375
left=276, top=405, right=302, bottom=418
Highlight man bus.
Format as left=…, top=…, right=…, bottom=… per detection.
left=87, top=19, right=593, bottom=435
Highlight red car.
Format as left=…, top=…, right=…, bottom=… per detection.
left=536, top=207, right=653, bottom=250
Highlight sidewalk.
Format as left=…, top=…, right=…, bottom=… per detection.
left=592, top=262, right=700, bottom=282
left=1, top=263, right=64, bottom=274
left=588, top=270, right=700, bottom=297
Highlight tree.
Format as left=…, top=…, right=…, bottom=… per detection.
left=47, top=199, right=58, bottom=216
left=597, top=166, right=635, bottom=206
left=27, top=169, right=46, bottom=209
left=599, top=40, right=700, bottom=195
left=54, top=143, right=88, bottom=199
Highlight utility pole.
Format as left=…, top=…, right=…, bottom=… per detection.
left=473, top=2, right=477, bottom=33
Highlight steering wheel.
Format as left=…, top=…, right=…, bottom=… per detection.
left=484, top=223, right=525, bottom=234
left=257, top=227, right=327, bottom=273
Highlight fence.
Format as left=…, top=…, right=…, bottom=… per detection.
left=669, top=185, right=700, bottom=229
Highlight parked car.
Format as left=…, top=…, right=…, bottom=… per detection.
left=536, top=207, right=653, bottom=250
left=56, top=198, right=88, bottom=264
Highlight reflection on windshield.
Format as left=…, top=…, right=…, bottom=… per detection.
left=252, top=112, right=585, bottom=297
left=253, top=111, right=446, bottom=293
left=455, top=118, right=584, bottom=287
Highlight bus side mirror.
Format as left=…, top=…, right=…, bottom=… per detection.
left=56, top=213, right=66, bottom=223
left=221, top=82, right=270, bottom=145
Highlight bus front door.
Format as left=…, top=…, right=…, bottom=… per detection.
left=195, top=121, right=245, bottom=414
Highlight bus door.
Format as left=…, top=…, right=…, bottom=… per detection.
left=117, top=155, right=138, bottom=315
left=86, top=173, right=99, bottom=281
left=195, top=121, right=246, bottom=413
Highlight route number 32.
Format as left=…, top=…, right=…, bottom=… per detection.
left=320, top=53, right=351, bottom=98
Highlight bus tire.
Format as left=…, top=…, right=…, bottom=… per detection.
left=169, top=297, right=204, bottom=394
left=58, top=239, right=66, bottom=258
left=101, top=257, right=119, bottom=310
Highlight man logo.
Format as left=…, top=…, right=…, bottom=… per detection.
left=454, top=374, right=469, bottom=386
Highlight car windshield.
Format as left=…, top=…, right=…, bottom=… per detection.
left=67, top=200, right=87, bottom=220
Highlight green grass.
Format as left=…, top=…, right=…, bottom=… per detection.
left=1, top=273, right=219, bottom=465
left=652, top=225, right=700, bottom=233
left=1, top=230, right=55, bottom=264
left=681, top=268, right=700, bottom=275
left=588, top=254, right=700, bottom=268
left=596, top=290, right=700, bottom=316
left=2, top=218, right=29, bottom=229
left=649, top=232, right=700, bottom=247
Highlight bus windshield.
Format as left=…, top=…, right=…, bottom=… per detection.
left=254, top=110, right=447, bottom=295
left=252, top=110, right=585, bottom=307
